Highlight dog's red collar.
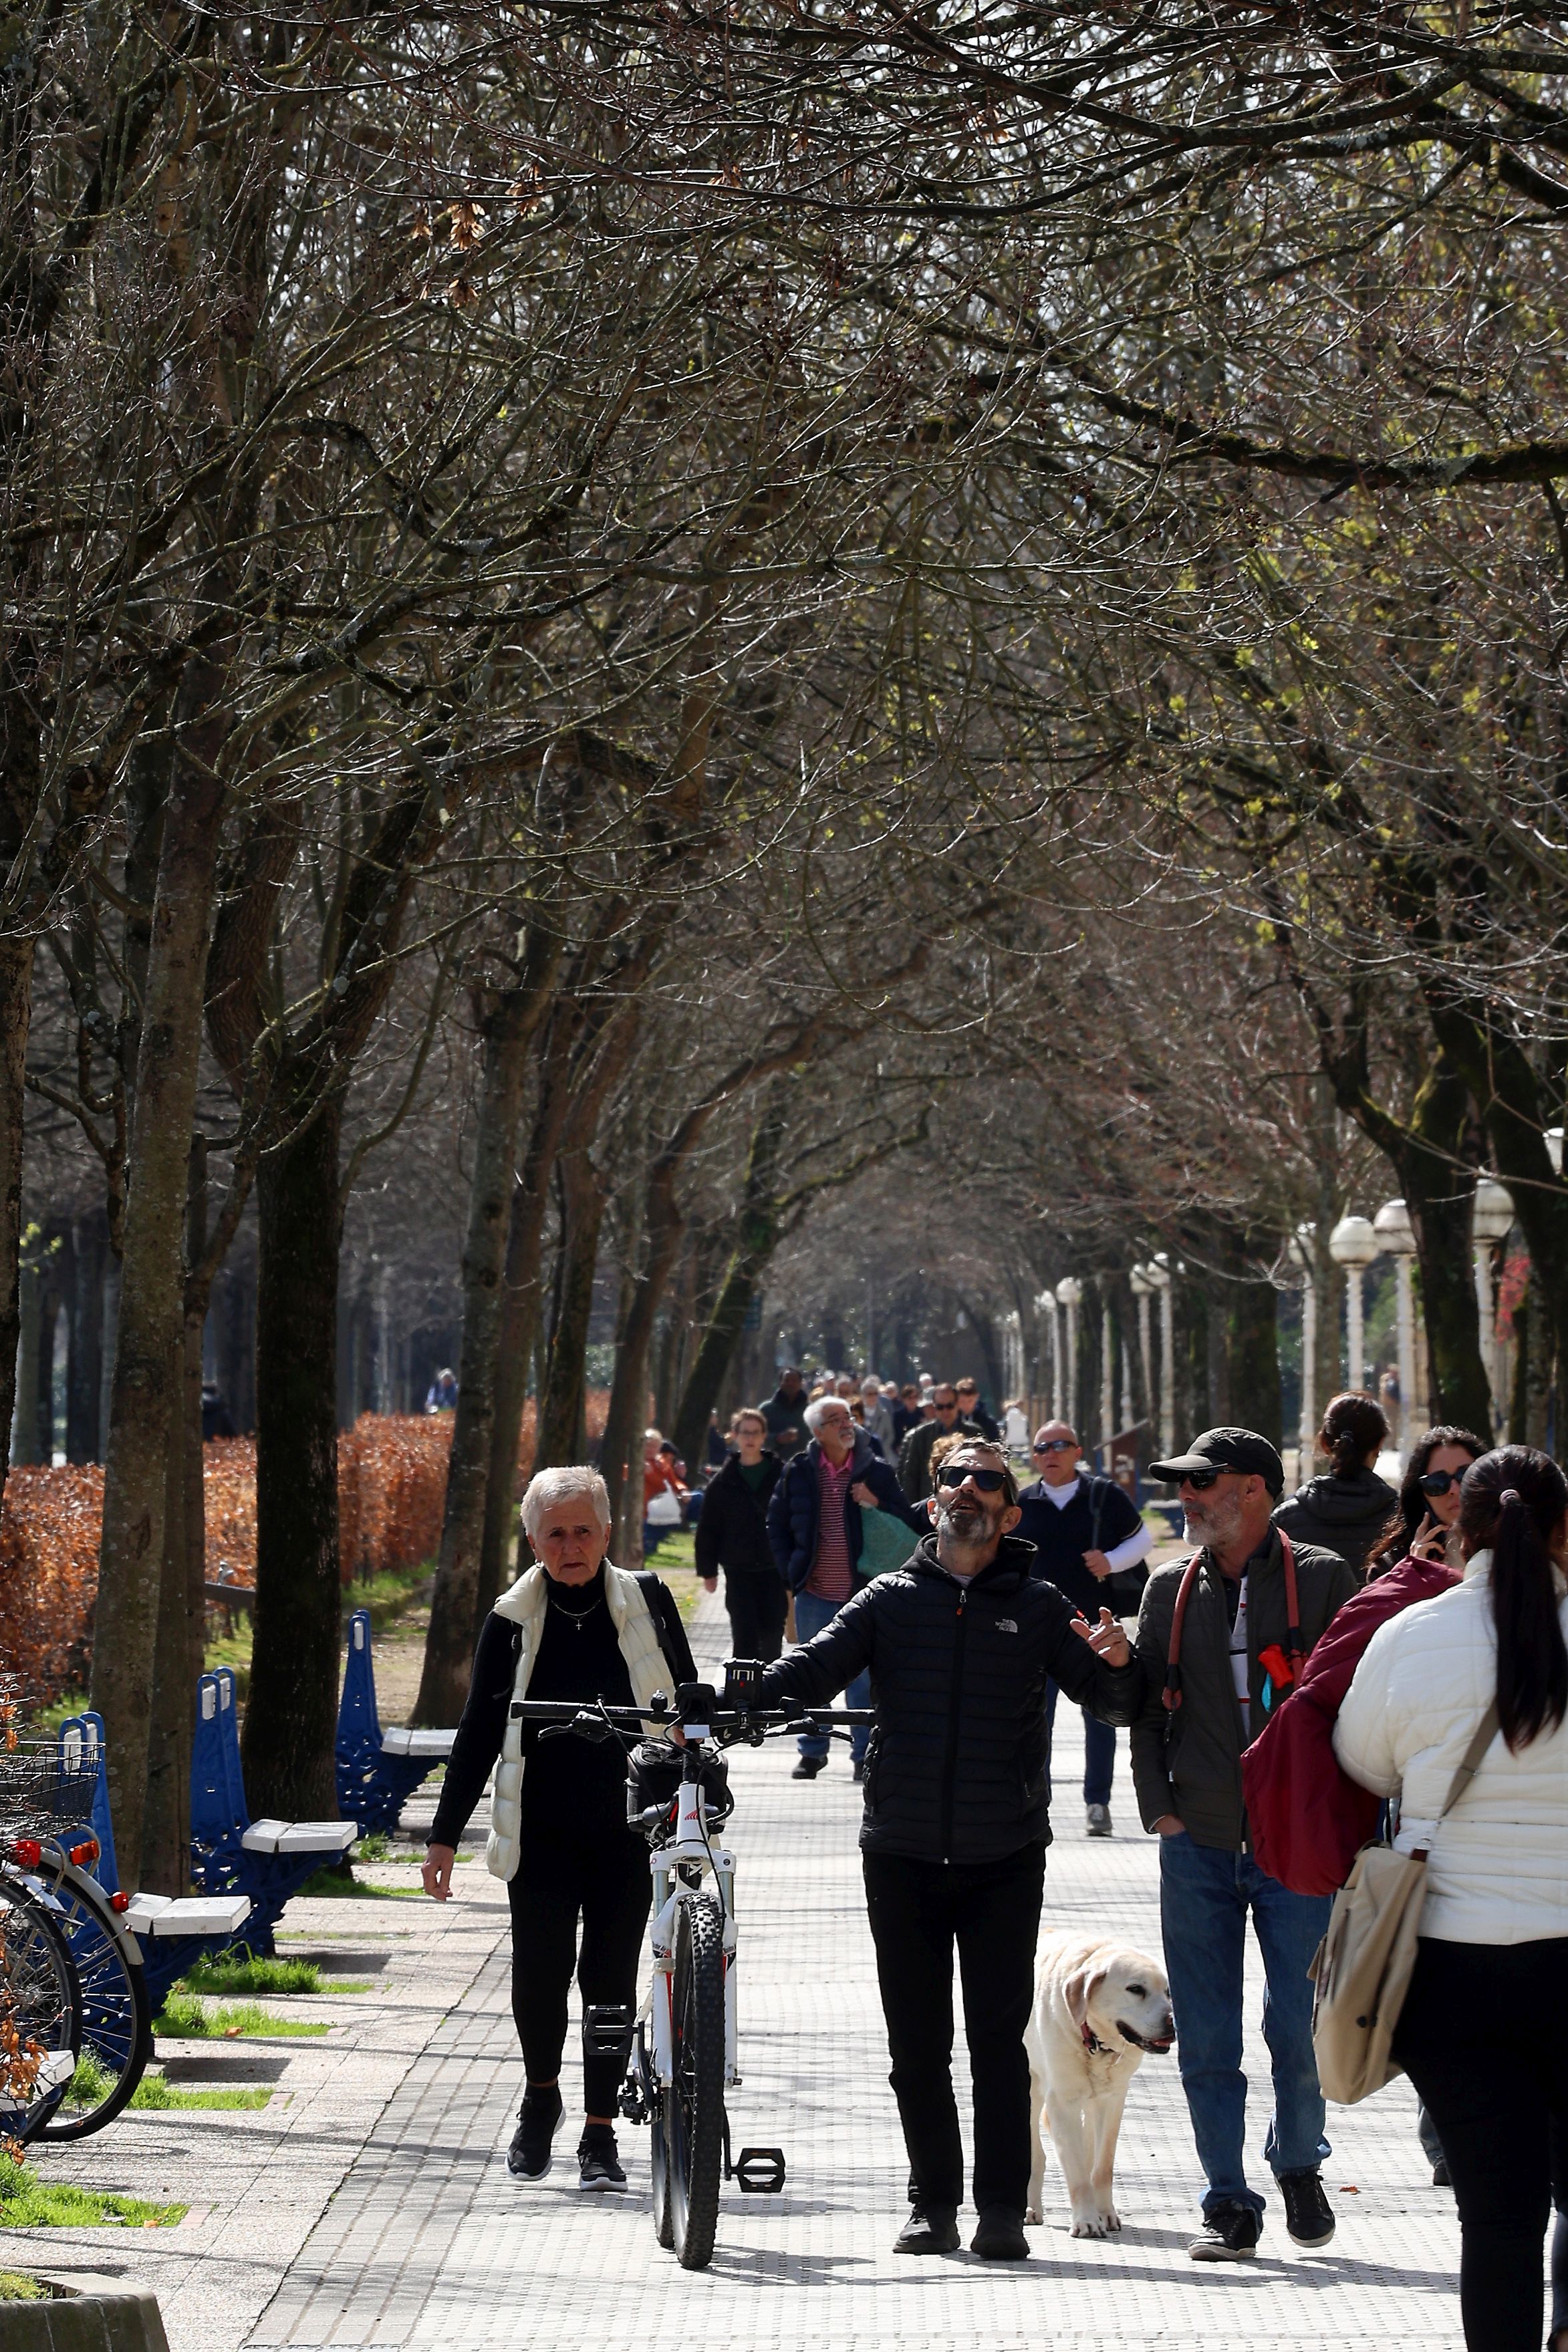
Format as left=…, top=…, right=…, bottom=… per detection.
left=1081, top=2022, right=1112, bottom=2057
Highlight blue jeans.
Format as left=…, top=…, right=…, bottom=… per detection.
left=792, top=1589, right=870, bottom=1762
left=1159, top=1831, right=1331, bottom=2216
left=1043, top=1680, right=1116, bottom=1808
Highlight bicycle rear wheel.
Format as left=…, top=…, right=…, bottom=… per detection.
left=0, top=1869, right=82, bottom=2142
left=664, top=1891, right=725, bottom=2270
left=35, top=1865, right=152, bottom=2139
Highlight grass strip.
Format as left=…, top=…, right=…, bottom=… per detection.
left=176, top=1955, right=325, bottom=1997
left=152, top=1994, right=328, bottom=2039
left=131, top=2077, right=273, bottom=2111
left=297, top=1866, right=422, bottom=1900
left=0, top=2271, right=47, bottom=2299
left=0, top=2153, right=185, bottom=2232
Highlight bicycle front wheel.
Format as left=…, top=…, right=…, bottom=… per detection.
left=0, top=1869, right=82, bottom=2142
left=664, top=1890, right=725, bottom=2270
left=35, top=1866, right=152, bottom=2139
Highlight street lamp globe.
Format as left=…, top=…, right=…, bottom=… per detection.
left=1328, top=1214, right=1378, bottom=1269
left=1285, top=1222, right=1315, bottom=1273
left=1372, top=1199, right=1416, bottom=1255
left=1546, top=1128, right=1563, bottom=1177
left=1144, top=1254, right=1171, bottom=1291
left=1128, top=1264, right=1152, bottom=1297
left=1055, top=1276, right=1083, bottom=1308
left=1472, top=1177, right=1515, bottom=1243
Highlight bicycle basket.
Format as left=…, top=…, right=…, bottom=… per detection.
left=0, top=1742, right=100, bottom=1833
left=626, top=1741, right=733, bottom=1831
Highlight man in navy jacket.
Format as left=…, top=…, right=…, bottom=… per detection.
left=767, top=1394, right=924, bottom=1782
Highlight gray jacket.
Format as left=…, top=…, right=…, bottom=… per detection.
left=1130, top=1528, right=1357, bottom=1851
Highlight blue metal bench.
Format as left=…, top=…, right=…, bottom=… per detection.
left=190, top=1668, right=354, bottom=1953
left=336, top=1608, right=454, bottom=1835
left=53, top=1712, right=253, bottom=2010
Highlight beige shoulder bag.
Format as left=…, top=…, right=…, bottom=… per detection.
left=1309, top=1701, right=1499, bottom=2105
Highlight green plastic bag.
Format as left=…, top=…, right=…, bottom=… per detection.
left=857, top=1505, right=921, bottom=1580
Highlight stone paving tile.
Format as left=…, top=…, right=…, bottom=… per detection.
left=249, top=1591, right=1476, bottom=2351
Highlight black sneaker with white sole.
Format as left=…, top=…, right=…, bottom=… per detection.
left=791, top=1755, right=825, bottom=1780
left=577, top=2126, right=628, bottom=2192
left=894, top=2204, right=959, bottom=2254
left=1277, top=2168, right=1335, bottom=2246
left=1188, top=2199, right=1261, bottom=2260
left=508, top=2085, right=563, bottom=2180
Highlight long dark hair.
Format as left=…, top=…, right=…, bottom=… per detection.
left=1365, top=1424, right=1487, bottom=1577
left=1457, top=1446, right=1568, bottom=1751
left=1318, top=1390, right=1389, bottom=1479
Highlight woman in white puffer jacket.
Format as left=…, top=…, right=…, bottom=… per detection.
left=1335, top=1446, right=1568, bottom=2352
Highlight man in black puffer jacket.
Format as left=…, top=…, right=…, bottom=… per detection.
left=757, top=1438, right=1142, bottom=2264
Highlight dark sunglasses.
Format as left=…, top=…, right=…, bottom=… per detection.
left=934, top=1400, right=960, bottom=1412
left=1178, top=1467, right=1226, bottom=1490
left=938, top=1464, right=1008, bottom=1492
left=1033, top=1438, right=1076, bottom=1455
left=1418, top=1468, right=1465, bottom=1496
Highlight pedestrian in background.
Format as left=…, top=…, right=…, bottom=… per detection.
left=1272, top=1390, right=1397, bottom=1578
left=1336, top=1446, right=1568, bottom=2352
left=1363, top=1424, right=1487, bottom=1582
left=892, top=1383, right=924, bottom=1446
left=1016, top=1419, right=1152, bottom=1835
left=759, top=1367, right=811, bottom=1460
left=768, top=1394, right=924, bottom=1781
left=1132, top=1426, right=1357, bottom=2262
left=899, top=1382, right=980, bottom=1500
left=862, top=1376, right=898, bottom=1458
left=696, top=1408, right=787, bottom=1660
left=954, top=1378, right=1000, bottom=1442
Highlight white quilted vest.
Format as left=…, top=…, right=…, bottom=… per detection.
left=485, top=1563, right=673, bottom=1882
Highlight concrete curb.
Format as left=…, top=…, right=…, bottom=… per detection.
left=0, top=2287, right=169, bottom=2350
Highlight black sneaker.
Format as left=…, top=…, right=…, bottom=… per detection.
left=507, top=2085, right=563, bottom=2180
left=1432, top=2158, right=1452, bottom=2188
left=894, top=2204, right=959, bottom=2254
left=852, top=1759, right=867, bottom=1784
left=577, top=2126, right=627, bottom=2192
left=971, top=2206, right=1029, bottom=2260
left=791, top=1755, right=825, bottom=1780
left=1188, top=2200, right=1261, bottom=2260
left=1278, top=2168, right=1335, bottom=2247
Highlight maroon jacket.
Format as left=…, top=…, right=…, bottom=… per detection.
left=1241, top=1553, right=1458, bottom=1895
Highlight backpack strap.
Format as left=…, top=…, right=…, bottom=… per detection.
left=1162, top=1551, right=1204, bottom=1716
left=634, top=1569, right=690, bottom=1688
left=1278, top=1526, right=1303, bottom=1674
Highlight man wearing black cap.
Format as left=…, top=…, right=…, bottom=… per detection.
left=1132, top=1427, right=1357, bottom=2266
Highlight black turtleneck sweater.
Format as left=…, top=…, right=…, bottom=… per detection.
left=429, top=1567, right=694, bottom=1861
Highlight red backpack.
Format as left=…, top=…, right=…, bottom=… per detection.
left=1240, top=1553, right=1457, bottom=1896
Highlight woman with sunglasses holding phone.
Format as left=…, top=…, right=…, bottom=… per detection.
left=1364, top=1426, right=1488, bottom=1581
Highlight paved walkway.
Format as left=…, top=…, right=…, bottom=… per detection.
left=19, top=1589, right=1476, bottom=2347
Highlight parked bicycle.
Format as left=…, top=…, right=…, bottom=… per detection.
left=0, top=1732, right=152, bottom=2141
left=510, top=1664, right=871, bottom=2270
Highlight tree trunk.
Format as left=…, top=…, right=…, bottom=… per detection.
left=671, top=1092, right=791, bottom=1466
left=535, top=1148, right=606, bottom=1471
left=1397, top=1059, right=1494, bottom=1439
left=67, top=1210, right=106, bottom=1462
left=9, top=1255, right=41, bottom=1466
left=416, top=974, right=553, bottom=1727
left=90, top=745, right=227, bottom=1889
left=242, top=1092, right=344, bottom=1820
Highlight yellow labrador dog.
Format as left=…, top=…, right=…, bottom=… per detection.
left=1025, top=1930, right=1174, bottom=2237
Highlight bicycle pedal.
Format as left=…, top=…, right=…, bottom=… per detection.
left=734, top=2145, right=786, bottom=2194
left=583, top=2002, right=635, bottom=2063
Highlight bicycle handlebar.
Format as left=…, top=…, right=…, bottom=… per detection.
left=509, top=1696, right=873, bottom=1739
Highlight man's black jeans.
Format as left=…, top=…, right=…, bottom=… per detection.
left=862, top=1842, right=1045, bottom=2216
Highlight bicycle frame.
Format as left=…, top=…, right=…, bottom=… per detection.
left=646, top=1733, right=740, bottom=2089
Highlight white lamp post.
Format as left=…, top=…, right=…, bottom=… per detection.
left=1056, top=1277, right=1082, bottom=1430
left=1546, top=1128, right=1563, bottom=1176
left=1329, top=1214, right=1379, bottom=1392
left=1285, top=1223, right=1317, bottom=1456
left=1034, top=1291, right=1057, bottom=1420
left=1146, top=1255, right=1175, bottom=1458
left=1099, top=1291, right=1115, bottom=1462
left=1373, top=1199, right=1418, bottom=1458
left=1472, top=1176, right=1515, bottom=1421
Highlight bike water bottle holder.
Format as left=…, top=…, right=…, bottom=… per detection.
left=583, top=2002, right=636, bottom=2067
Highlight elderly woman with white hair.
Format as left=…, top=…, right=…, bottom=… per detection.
left=422, top=1464, right=695, bottom=2194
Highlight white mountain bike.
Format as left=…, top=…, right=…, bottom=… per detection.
left=511, top=1666, right=870, bottom=2270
